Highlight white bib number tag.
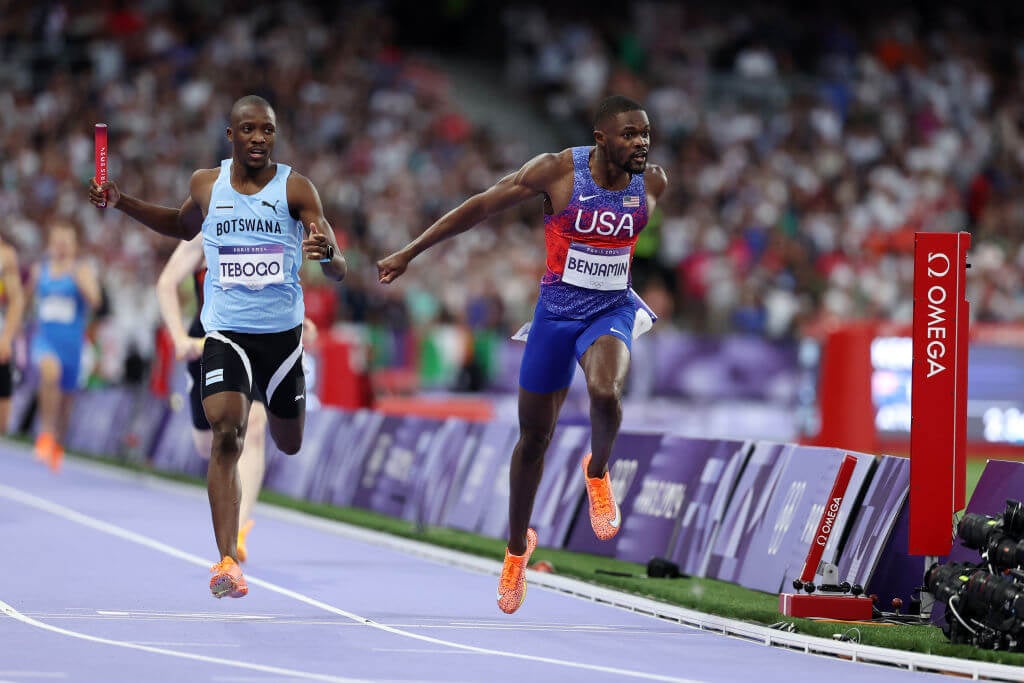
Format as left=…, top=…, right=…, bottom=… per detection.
left=218, top=245, right=285, bottom=290
left=39, top=295, right=76, bottom=323
left=561, top=243, right=630, bottom=291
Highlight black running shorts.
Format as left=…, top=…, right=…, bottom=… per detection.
left=200, top=324, right=305, bottom=419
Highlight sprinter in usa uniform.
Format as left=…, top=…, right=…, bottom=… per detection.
left=377, top=95, right=668, bottom=614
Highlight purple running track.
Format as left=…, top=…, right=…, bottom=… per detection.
left=0, top=443, right=947, bottom=683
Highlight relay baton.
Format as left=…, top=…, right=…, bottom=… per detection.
left=95, top=123, right=108, bottom=208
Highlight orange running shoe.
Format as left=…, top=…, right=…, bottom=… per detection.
left=209, top=556, right=248, bottom=598
left=48, top=443, right=64, bottom=473
left=237, top=519, right=254, bottom=563
left=34, top=432, right=56, bottom=463
left=582, top=453, right=621, bottom=541
left=497, top=528, right=537, bottom=614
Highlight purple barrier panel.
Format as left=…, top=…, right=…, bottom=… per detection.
left=62, top=394, right=91, bottom=452
left=564, top=431, right=665, bottom=557
left=477, top=454, right=512, bottom=539
left=118, top=390, right=170, bottom=465
left=705, top=442, right=873, bottom=593
left=326, top=409, right=386, bottom=507
left=150, top=406, right=204, bottom=476
left=836, top=455, right=909, bottom=592
left=262, top=408, right=346, bottom=500
left=402, top=418, right=475, bottom=526
left=704, top=441, right=788, bottom=584
left=9, top=364, right=38, bottom=434
left=305, top=410, right=353, bottom=502
left=595, top=436, right=749, bottom=568
left=865, top=504, right=922, bottom=611
left=65, top=388, right=134, bottom=456
left=668, top=439, right=752, bottom=576
left=352, top=415, right=444, bottom=518
left=530, top=424, right=592, bottom=549
left=445, top=420, right=517, bottom=532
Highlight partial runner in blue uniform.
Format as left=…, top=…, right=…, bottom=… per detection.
left=378, top=95, right=669, bottom=614
left=28, top=222, right=102, bottom=471
left=89, top=95, right=346, bottom=598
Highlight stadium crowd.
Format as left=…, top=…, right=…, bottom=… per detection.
left=2, top=1, right=1023, bottom=388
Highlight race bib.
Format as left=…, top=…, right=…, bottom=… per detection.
left=561, top=243, right=630, bottom=291
left=39, top=295, right=76, bottom=323
left=218, top=245, right=285, bottom=290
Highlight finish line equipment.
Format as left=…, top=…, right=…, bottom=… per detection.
left=779, top=454, right=874, bottom=620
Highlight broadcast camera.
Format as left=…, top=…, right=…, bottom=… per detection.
left=924, top=499, right=1024, bottom=651
left=957, top=499, right=1024, bottom=571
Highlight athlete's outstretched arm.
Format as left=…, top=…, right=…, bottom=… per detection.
left=156, top=234, right=206, bottom=361
left=377, top=152, right=566, bottom=284
left=88, top=169, right=207, bottom=240
left=290, top=174, right=346, bottom=281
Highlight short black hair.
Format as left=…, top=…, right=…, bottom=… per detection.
left=593, top=95, right=644, bottom=129
left=230, top=95, right=274, bottom=123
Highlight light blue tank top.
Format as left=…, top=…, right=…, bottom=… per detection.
left=200, top=160, right=304, bottom=334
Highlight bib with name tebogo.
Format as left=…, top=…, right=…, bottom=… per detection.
left=218, top=245, right=285, bottom=290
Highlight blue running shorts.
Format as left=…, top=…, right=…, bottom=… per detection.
left=518, top=299, right=635, bottom=394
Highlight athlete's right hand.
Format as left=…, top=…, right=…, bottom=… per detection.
left=376, top=251, right=411, bottom=284
left=88, top=177, right=121, bottom=208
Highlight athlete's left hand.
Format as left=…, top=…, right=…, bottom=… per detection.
left=302, top=221, right=333, bottom=262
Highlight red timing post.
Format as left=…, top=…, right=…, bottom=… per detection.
left=909, top=231, right=971, bottom=556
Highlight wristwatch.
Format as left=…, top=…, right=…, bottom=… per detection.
left=319, top=244, right=334, bottom=263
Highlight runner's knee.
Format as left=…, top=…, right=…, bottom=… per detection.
left=587, top=381, right=623, bottom=409
left=209, top=421, right=244, bottom=459
left=517, top=427, right=553, bottom=461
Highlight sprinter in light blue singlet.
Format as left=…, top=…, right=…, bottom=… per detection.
left=200, top=158, right=304, bottom=334
left=89, top=95, right=346, bottom=599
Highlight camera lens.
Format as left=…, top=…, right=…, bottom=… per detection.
left=1003, top=500, right=1024, bottom=539
left=958, top=513, right=1001, bottom=550
left=991, top=538, right=1024, bottom=571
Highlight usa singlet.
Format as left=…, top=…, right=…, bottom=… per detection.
left=538, top=146, right=648, bottom=319
left=201, top=160, right=304, bottom=334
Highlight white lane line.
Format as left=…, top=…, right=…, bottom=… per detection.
left=369, top=649, right=478, bottom=654
left=0, top=674, right=67, bottom=679
left=0, top=483, right=702, bottom=683
left=0, top=602, right=368, bottom=683
left=130, top=642, right=244, bottom=648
